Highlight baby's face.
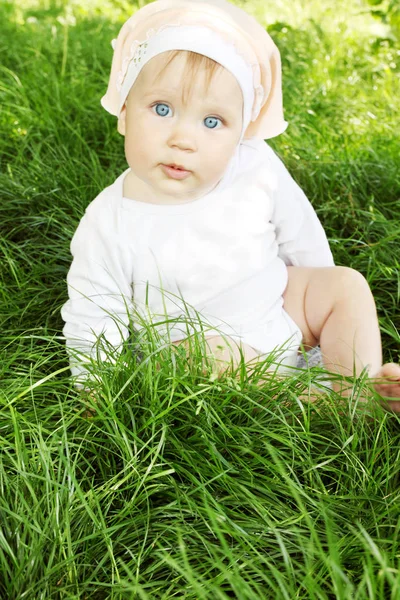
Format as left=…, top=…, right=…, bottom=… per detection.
left=120, top=52, right=243, bottom=204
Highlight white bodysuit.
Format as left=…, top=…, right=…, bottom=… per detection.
left=61, top=139, right=335, bottom=387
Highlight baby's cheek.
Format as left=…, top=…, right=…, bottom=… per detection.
left=205, top=144, right=233, bottom=171
left=201, top=161, right=227, bottom=186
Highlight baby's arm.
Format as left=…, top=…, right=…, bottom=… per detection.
left=264, top=143, right=334, bottom=268
left=61, top=196, right=134, bottom=391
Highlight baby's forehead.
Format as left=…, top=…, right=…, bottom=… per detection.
left=135, top=53, right=243, bottom=107
left=138, top=53, right=213, bottom=88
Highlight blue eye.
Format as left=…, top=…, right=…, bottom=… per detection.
left=204, top=116, right=222, bottom=129
left=153, top=103, right=171, bottom=117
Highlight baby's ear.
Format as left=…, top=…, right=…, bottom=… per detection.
left=118, top=104, right=127, bottom=136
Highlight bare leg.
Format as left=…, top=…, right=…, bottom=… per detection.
left=171, top=334, right=265, bottom=380
left=283, top=266, right=400, bottom=410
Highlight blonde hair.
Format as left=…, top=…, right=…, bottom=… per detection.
left=152, top=50, right=223, bottom=105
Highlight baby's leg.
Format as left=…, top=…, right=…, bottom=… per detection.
left=172, top=335, right=264, bottom=379
left=283, top=266, right=400, bottom=409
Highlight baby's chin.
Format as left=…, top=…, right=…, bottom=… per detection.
left=126, top=165, right=226, bottom=204
left=157, top=175, right=223, bottom=200
left=155, top=185, right=206, bottom=204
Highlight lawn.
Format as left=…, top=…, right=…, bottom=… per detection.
left=1, top=0, right=400, bottom=598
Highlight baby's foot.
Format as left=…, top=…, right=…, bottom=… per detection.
left=370, top=363, right=400, bottom=412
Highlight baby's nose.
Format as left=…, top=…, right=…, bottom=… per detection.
left=168, top=120, right=197, bottom=152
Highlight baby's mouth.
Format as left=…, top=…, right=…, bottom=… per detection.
left=161, top=164, right=192, bottom=180
left=166, top=164, right=186, bottom=171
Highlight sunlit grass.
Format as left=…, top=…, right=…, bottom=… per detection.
left=1, top=0, right=400, bottom=597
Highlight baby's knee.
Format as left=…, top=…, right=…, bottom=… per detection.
left=334, top=266, right=373, bottom=300
left=335, top=265, right=365, bottom=284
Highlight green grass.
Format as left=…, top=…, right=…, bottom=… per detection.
left=1, top=0, right=400, bottom=597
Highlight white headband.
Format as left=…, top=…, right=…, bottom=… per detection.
left=117, top=25, right=256, bottom=140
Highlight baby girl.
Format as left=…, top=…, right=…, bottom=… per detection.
left=61, top=0, right=400, bottom=409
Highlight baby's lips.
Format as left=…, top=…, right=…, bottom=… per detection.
left=166, top=163, right=189, bottom=171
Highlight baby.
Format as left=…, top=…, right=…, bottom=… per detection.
left=61, top=0, right=400, bottom=409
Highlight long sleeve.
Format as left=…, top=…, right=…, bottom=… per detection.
left=61, top=196, right=134, bottom=389
left=266, top=144, right=335, bottom=267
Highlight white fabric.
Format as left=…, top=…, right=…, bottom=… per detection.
left=61, top=140, right=335, bottom=388
left=119, top=25, right=255, bottom=140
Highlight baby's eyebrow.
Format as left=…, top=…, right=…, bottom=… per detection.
left=142, top=89, right=176, bottom=98
left=142, top=89, right=231, bottom=106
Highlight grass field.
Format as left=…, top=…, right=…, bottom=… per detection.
left=1, top=0, right=400, bottom=597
